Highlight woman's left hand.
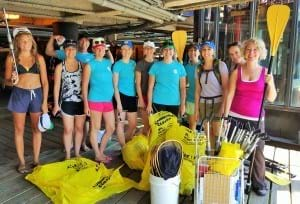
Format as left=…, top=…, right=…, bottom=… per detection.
left=265, top=74, right=274, bottom=86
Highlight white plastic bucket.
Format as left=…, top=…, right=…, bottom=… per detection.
left=150, top=174, right=180, bottom=204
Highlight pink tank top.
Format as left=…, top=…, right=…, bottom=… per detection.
left=230, top=66, right=265, bottom=119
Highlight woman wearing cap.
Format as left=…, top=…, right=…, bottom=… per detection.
left=227, top=42, right=245, bottom=71
left=194, top=41, right=229, bottom=153
left=113, top=40, right=137, bottom=147
left=53, top=39, right=86, bottom=160
left=185, top=43, right=200, bottom=130
left=5, top=27, right=49, bottom=173
left=135, top=41, right=156, bottom=135
left=82, top=38, right=115, bottom=163
left=224, top=38, right=276, bottom=196
left=147, top=40, right=186, bottom=116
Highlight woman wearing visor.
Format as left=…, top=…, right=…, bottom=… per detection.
left=6, top=27, right=49, bottom=173
left=53, top=39, right=86, bottom=160
left=147, top=40, right=186, bottom=116
left=82, top=38, right=115, bottom=163
left=194, top=41, right=229, bottom=153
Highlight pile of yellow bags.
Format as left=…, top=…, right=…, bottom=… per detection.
left=26, top=158, right=135, bottom=204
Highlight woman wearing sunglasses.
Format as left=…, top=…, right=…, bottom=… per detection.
left=82, top=37, right=115, bottom=163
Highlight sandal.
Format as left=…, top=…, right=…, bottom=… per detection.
left=17, top=164, right=30, bottom=174
left=95, top=156, right=112, bottom=164
left=30, top=162, right=40, bottom=169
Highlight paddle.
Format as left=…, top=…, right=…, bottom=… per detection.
left=172, top=30, right=187, bottom=63
left=258, top=5, right=290, bottom=124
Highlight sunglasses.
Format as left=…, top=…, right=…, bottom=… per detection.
left=94, top=40, right=105, bottom=45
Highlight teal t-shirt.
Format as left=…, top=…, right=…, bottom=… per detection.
left=88, top=58, right=114, bottom=102
left=149, top=61, right=186, bottom=105
left=55, top=50, right=94, bottom=64
left=185, top=62, right=200, bottom=102
left=113, top=59, right=136, bottom=96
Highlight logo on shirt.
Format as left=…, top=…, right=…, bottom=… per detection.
left=173, top=69, right=178, bottom=74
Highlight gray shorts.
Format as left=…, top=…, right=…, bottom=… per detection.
left=8, top=86, right=43, bottom=113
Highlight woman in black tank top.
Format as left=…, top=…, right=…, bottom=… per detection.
left=5, top=27, right=49, bottom=173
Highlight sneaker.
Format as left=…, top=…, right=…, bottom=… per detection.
left=253, top=187, right=267, bottom=196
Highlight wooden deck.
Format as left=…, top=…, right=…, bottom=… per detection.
left=0, top=108, right=299, bottom=204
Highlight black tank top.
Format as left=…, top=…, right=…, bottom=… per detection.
left=17, top=63, right=40, bottom=75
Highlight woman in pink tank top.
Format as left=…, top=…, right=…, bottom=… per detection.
left=224, top=38, right=277, bottom=196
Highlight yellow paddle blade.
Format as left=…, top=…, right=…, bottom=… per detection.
left=267, top=5, right=290, bottom=56
left=265, top=170, right=291, bottom=186
left=172, top=30, right=187, bottom=63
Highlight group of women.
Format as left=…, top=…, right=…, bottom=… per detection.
left=5, top=27, right=276, bottom=196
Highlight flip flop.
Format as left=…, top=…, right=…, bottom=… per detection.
left=95, top=156, right=112, bottom=164
left=30, top=162, right=40, bottom=169
left=17, top=164, right=31, bottom=174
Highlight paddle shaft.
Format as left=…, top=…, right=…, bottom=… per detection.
left=257, top=56, right=273, bottom=128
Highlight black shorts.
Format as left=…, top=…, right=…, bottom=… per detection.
left=61, top=101, right=84, bottom=116
left=152, top=103, right=179, bottom=116
left=113, top=92, right=137, bottom=112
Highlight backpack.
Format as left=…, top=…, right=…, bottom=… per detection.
left=197, top=59, right=222, bottom=86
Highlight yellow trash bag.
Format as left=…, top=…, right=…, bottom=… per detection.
left=166, top=124, right=206, bottom=164
left=26, top=158, right=135, bottom=204
left=210, top=142, right=243, bottom=176
left=135, top=111, right=178, bottom=191
left=122, top=134, right=149, bottom=170
left=180, top=160, right=195, bottom=195
left=218, top=142, right=243, bottom=159
left=148, top=111, right=178, bottom=147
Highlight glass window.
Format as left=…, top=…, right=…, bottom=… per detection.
left=291, top=2, right=300, bottom=107
left=218, top=4, right=251, bottom=63
left=255, top=2, right=294, bottom=106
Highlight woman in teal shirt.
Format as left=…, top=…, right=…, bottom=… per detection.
left=113, top=40, right=137, bottom=147
left=185, top=43, right=200, bottom=130
left=82, top=37, right=115, bottom=163
left=147, top=40, right=186, bottom=116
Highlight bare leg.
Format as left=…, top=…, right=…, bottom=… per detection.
left=74, top=115, right=86, bottom=157
left=140, top=108, right=150, bottom=136
left=125, top=112, right=137, bottom=142
left=188, top=114, right=197, bottom=130
left=62, top=115, right=75, bottom=159
left=116, top=111, right=126, bottom=147
left=29, top=112, right=42, bottom=164
left=89, top=111, right=102, bottom=160
left=13, top=112, right=26, bottom=166
left=99, top=111, right=115, bottom=159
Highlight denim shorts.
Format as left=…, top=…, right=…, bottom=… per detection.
left=8, top=86, right=42, bottom=113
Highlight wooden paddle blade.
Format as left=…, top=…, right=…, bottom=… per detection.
left=267, top=5, right=290, bottom=56
left=172, top=30, right=187, bottom=63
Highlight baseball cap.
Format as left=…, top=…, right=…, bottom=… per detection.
left=200, top=41, right=216, bottom=50
left=143, top=41, right=155, bottom=48
left=162, top=40, right=174, bottom=49
left=92, top=37, right=106, bottom=48
left=13, top=27, right=32, bottom=38
left=187, top=42, right=200, bottom=51
left=38, top=113, right=54, bottom=132
left=121, top=40, right=133, bottom=48
left=63, top=39, right=77, bottom=48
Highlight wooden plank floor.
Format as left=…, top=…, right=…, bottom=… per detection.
left=0, top=110, right=299, bottom=204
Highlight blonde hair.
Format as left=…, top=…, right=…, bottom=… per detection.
left=241, top=38, right=267, bottom=60
left=13, top=32, right=38, bottom=61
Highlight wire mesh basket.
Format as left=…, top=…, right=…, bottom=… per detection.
left=194, top=156, right=244, bottom=204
